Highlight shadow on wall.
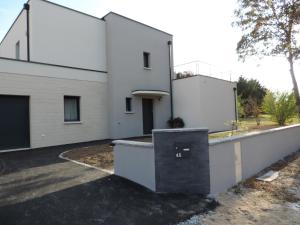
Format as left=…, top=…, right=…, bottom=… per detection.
left=0, top=175, right=218, bottom=225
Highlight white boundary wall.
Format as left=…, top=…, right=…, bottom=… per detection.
left=209, top=124, right=300, bottom=194
left=113, top=140, right=155, bottom=191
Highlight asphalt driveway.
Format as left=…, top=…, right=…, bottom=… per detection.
left=0, top=144, right=216, bottom=225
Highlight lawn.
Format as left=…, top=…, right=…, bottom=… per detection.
left=209, top=114, right=300, bottom=139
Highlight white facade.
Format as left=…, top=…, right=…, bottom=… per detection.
left=0, top=0, right=173, bottom=150
left=173, top=75, right=237, bottom=132
left=104, top=13, right=172, bottom=138
left=29, top=0, right=107, bottom=71
left=0, top=10, right=28, bottom=60
left=0, top=58, right=108, bottom=149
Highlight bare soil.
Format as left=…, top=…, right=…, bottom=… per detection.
left=63, top=143, right=114, bottom=171
left=62, top=137, right=152, bottom=171
left=248, top=124, right=279, bottom=131
left=198, top=150, right=300, bottom=225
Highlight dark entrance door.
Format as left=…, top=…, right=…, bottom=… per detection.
left=0, top=95, right=30, bottom=150
left=142, top=98, right=153, bottom=134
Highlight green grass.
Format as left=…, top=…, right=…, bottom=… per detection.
left=240, top=114, right=299, bottom=127
left=208, top=114, right=300, bottom=140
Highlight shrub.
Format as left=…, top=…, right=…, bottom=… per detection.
left=262, top=91, right=297, bottom=126
left=167, top=117, right=185, bottom=128
left=237, top=96, right=245, bottom=118
left=243, top=97, right=261, bottom=118
left=175, top=71, right=195, bottom=79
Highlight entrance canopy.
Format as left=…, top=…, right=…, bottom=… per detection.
left=131, top=90, right=169, bottom=98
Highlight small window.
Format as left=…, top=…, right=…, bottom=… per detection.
left=16, top=41, right=20, bottom=60
left=126, top=97, right=132, bottom=112
left=64, top=96, right=80, bottom=122
left=143, top=52, right=150, bottom=68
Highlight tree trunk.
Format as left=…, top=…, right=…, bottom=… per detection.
left=288, top=56, right=300, bottom=117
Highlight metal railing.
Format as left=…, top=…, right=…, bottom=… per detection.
left=174, top=60, right=237, bottom=82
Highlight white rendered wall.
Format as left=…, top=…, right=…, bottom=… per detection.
left=209, top=125, right=300, bottom=194
left=105, top=13, right=172, bottom=139
left=29, top=0, right=106, bottom=71
left=173, top=76, right=236, bottom=132
left=0, top=9, right=28, bottom=60
left=0, top=58, right=108, bottom=149
left=113, top=140, right=156, bottom=191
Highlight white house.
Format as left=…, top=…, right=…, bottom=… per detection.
left=0, top=0, right=236, bottom=152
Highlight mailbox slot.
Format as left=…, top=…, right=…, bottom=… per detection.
left=175, top=142, right=192, bottom=159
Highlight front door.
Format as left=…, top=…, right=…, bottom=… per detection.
left=142, top=99, right=153, bottom=134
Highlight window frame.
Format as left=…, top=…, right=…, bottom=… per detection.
left=143, top=52, right=151, bottom=69
left=64, top=96, right=80, bottom=122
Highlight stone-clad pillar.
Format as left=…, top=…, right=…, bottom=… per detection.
left=153, top=128, right=210, bottom=194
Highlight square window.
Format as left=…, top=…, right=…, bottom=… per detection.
left=64, top=96, right=80, bottom=122
left=126, top=97, right=132, bottom=112
left=143, top=52, right=150, bottom=68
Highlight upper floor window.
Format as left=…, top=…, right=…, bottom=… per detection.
left=125, top=97, right=132, bottom=112
left=15, top=41, right=20, bottom=60
left=143, top=52, right=151, bottom=69
left=64, top=96, right=80, bottom=122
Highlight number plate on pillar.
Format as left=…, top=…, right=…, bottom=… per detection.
left=174, top=143, right=192, bottom=159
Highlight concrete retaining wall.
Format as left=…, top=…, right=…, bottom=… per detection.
left=209, top=124, right=300, bottom=194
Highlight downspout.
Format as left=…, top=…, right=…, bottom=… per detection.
left=24, top=3, right=30, bottom=61
left=233, top=87, right=238, bottom=122
left=168, top=40, right=174, bottom=120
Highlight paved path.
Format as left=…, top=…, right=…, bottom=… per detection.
left=0, top=145, right=213, bottom=225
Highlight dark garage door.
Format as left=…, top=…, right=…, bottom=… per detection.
left=0, top=95, right=30, bottom=150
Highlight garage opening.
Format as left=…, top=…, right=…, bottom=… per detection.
left=0, top=95, right=30, bottom=151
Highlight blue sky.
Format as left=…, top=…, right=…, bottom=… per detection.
left=0, top=0, right=299, bottom=92
left=0, top=0, right=24, bottom=39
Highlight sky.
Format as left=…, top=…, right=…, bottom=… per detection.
left=0, top=0, right=299, bottom=92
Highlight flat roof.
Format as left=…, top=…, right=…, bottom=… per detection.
left=102, top=12, right=172, bottom=36
left=1, top=0, right=172, bottom=55
left=174, top=74, right=237, bottom=84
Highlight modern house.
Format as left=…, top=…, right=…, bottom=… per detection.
left=0, top=0, right=236, bottom=152
left=0, top=0, right=172, bottom=151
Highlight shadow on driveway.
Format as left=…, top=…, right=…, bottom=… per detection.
left=0, top=146, right=216, bottom=225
